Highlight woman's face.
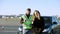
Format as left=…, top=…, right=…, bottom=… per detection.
left=34, top=12, right=39, bottom=17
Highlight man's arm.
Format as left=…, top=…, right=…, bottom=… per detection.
left=20, top=17, right=24, bottom=24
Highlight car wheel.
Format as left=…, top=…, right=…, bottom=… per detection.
left=49, top=29, right=55, bottom=34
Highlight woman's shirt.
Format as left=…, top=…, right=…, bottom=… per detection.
left=32, top=17, right=44, bottom=28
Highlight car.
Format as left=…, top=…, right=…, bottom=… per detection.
left=42, top=16, right=59, bottom=34
left=18, top=16, right=59, bottom=34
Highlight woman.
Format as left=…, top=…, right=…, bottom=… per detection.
left=32, top=10, right=45, bottom=34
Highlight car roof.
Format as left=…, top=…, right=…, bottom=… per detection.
left=41, top=16, right=52, bottom=17
left=41, top=16, right=56, bottom=18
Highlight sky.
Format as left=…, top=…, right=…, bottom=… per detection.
left=0, top=0, right=60, bottom=16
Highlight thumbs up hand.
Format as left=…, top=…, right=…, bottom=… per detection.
left=23, top=19, right=26, bottom=22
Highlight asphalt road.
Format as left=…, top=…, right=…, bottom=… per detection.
left=0, top=26, right=60, bottom=34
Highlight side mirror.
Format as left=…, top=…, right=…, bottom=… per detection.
left=53, top=22, right=57, bottom=24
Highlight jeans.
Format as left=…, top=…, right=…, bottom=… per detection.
left=25, top=29, right=33, bottom=34
left=22, top=24, right=33, bottom=34
left=22, top=29, right=33, bottom=34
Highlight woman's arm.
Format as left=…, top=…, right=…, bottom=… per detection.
left=40, top=17, right=45, bottom=31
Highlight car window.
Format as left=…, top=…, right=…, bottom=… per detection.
left=52, top=16, right=58, bottom=22
left=42, top=17, right=52, bottom=28
left=43, top=17, right=52, bottom=24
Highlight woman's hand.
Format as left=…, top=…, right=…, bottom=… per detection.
left=32, top=18, right=35, bottom=24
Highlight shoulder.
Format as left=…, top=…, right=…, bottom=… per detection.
left=40, top=17, right=44, bottom=19
left=30, top=15, right=33, bottom=16
left=21, top=15, right=26, bottom=18
left=21, top=15, right=26, bottom=19
left=40, top=17, right=44, bottom=21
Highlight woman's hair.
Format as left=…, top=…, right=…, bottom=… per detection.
left=33, top=10, right=41, bottom=20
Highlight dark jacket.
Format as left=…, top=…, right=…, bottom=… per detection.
left=32, top=17, right=45, bottom=34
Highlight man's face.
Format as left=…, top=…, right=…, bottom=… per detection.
left=26, top=10, right=31, bottom=15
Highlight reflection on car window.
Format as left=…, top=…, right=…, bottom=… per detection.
left=43, top=17, right=52, bottom=28
left=43, top=17, right=52, bottom=24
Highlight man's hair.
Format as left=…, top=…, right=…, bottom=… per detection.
left=27, top=8, right=31, bottom=11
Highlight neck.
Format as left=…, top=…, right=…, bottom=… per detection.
left=35, top=16, right=40, bottom=20
left=26, top=14, right=30, bottom=18
left=26, top=14, right=30, bottom=16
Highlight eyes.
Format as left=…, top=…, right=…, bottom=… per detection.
left=35, top=12, right=38, bottom=15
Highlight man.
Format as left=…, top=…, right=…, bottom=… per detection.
left=20, top=8, right=33, bottom=34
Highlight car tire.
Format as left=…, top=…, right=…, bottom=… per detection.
left=49, top=29, right=54, bottom=34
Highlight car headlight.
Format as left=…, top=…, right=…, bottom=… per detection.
left=43, top=28, right=49, bottom=32
left=18, top=27, right=22, bottom=31
left=18, top=26, right=26, bottom=32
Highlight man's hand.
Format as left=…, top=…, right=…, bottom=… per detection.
left=20, top=17, right=24, bottom=24
left=23, top=19, right=26, bottom=22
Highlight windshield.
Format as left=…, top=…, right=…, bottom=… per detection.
left=42, top=17, right=52, bottom=29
